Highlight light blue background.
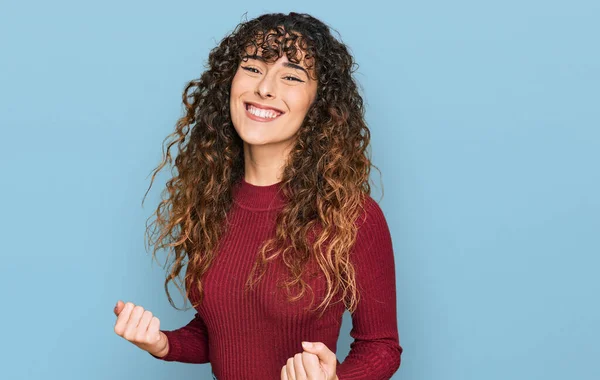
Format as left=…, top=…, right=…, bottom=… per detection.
left=1, top=0, right=598, bottom=379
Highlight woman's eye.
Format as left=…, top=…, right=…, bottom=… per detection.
left=242, top=66, right=260, bottom=74
left=241, top=66, right=303, bottom=83
left=284, top=76, right=303, bottom=82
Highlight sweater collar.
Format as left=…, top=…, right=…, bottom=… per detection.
left=232, top=177, right=286, bottom=211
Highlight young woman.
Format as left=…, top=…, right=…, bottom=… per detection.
left=113, top=12, right=402, bottom=380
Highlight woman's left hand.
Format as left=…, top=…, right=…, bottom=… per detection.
left=280, top=341, right=339, bottom=380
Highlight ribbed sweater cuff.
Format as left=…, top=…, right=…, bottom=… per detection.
left=149, top=330, right=180, bottom=361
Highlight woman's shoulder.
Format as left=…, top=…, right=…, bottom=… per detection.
left=349, top=194, right=393, bottom=250
left=356, top=194, right=389, bottom=229
left=350, top=194, right=395, bottom=262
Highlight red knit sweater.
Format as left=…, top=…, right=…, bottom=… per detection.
left=151, top=178, right=402, bottom=379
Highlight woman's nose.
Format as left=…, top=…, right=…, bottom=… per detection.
left=256, top=73, right=277, bottom=99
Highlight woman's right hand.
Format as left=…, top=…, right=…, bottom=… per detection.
left=113, top=300, right=169, bottom=358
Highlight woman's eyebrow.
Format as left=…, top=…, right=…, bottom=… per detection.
left=242, top=54, right=309, bottom=77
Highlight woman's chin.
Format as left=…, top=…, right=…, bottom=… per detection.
left=240, top=135, right=274, bottom=147
left=237, top=128, right=281, bottom=145
left=236, top=128, right=296, bottom=149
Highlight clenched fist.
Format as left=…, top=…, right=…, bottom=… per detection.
left=281, top=341, right=339, bottom=380
left=113, top=300, right=169, bottom=358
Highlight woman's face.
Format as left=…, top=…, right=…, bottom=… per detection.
left=229, top=49, right=318, bottom=149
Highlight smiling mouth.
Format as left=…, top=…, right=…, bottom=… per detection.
left=244, top=103, right=284, bottom=122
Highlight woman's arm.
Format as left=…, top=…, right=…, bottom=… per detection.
left=336, top=198, right=403, bottom=379
left=149, top=312, right=210, bottom=363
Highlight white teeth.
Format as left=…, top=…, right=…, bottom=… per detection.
left=248, top=104, right=280, bottom=119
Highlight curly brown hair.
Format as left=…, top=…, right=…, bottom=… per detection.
left=143, top=12, right=381, bottom=318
